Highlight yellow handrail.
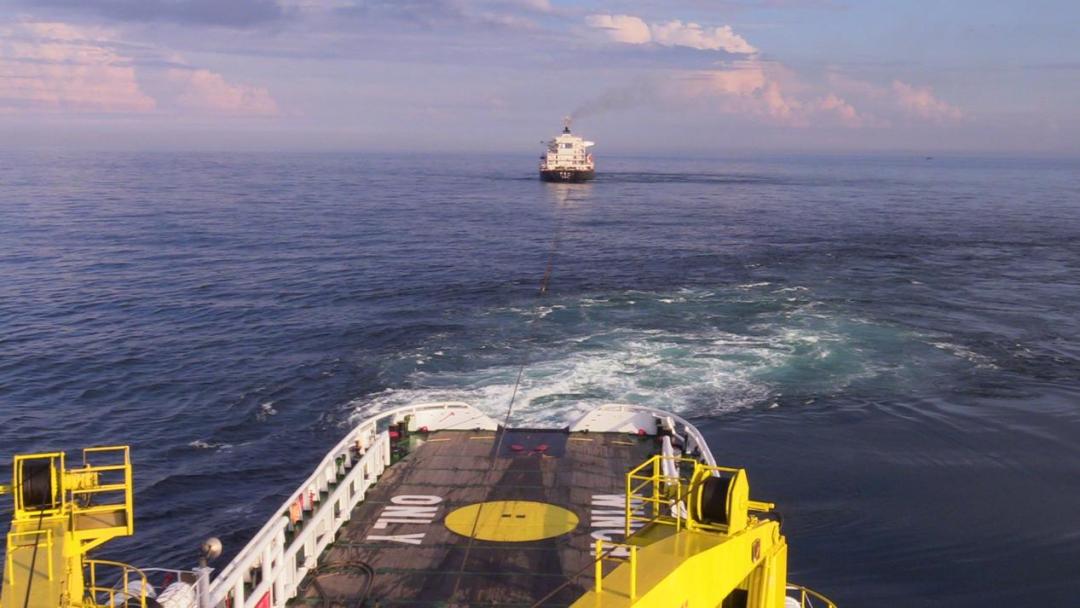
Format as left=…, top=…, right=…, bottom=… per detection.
left=70, top=446, right=134, bottom=537
left=624, top=455, right=781, bottom=538
left=625, top=455, right=686, bottom=535
left=593, top=539, right=638, bottom=600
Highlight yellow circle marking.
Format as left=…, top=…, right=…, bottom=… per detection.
left=444, top=500, right=579, bottom=542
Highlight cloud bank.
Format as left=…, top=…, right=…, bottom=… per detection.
left=0, top=22, right=155, bottom=113
left=0, top=21, right=280, bottom=117
left=891, top=80, right=965, bottom=123
left=0, top=0, right=1022, bottom=152
left=586, top=14, right=757, bottom=54
left=577, top=13, right=967, bottom=132
left=168, top=69, right=279, bottom=115
left=679, top=61, right=871, bottom=127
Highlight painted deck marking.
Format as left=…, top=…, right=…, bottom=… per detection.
left=365, top=533, right=426, bottom=545
left=589, top=494, right=644, bottom=557
left=366, top=495, right=443, bottom=543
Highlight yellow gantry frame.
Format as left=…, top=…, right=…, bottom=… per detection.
left=624, top=456, right=775, bottom=537
left=1, top=446, right=145, bottom=608
left=574, top=455, right=792, bottom=608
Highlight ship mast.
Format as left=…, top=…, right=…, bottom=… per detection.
left=562, top=116, right=571, bottom=134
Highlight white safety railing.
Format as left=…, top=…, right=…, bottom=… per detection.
left=786, top=584, right=839, bottom=608
left=569, top=403, right=718, bottom=466
left=202, top=402, right=497, bottom=608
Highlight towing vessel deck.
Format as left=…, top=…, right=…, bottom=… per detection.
left=0, top=402, right=838, bottom=608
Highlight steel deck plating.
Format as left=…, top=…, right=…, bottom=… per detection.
left=304, top=428, right=658, bottom=606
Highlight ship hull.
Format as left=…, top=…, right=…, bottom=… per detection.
left=540, top=169, right=595, bottom=182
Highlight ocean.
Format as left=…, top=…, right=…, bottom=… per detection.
left=1, top=151, right=1079, bottom=606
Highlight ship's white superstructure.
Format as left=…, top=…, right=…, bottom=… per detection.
left=540, top=118, right=595, bottom=182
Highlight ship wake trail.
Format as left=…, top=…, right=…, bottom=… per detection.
left=349, top=284, right=987, bottom=428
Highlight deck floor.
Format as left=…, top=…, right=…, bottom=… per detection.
left=304, top=428, right=658, bottom=607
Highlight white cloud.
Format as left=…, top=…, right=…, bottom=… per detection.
left=681, top=62, right=800, bottom=123
left=0, top=21, right=156, bottom=113
left=581, top=17, right=967, bottom=129
left=0, top=20, right=280, bottom=118
left=167, top=68, right=279, bottom=116
left=815, top=93, right=867, bottom=127
left=828, top=72, right=964, bottom=124
left=677, top=61, right=879, bottom=128
left=586, top=14, right=756, bottom=54
left=650, top=20, right=757, bottom=54
left=584, top=14, right=651, bottom=45
left=891, top=80, right=964, bottom=122
left=573, top=59, right=875, bottom=128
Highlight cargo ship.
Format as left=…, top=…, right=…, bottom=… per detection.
left=540, top=119, right=595, bottom=182
left=0, top=401, right=837, bottom=608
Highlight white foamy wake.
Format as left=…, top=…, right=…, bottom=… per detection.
left=188, top=439, right=233, bottom=450
left=351, top=323, right=859, bottom=426
left=346, top=286, right=978, bottom=427
left=929, top=341, right=998, bottom=369
left=255, top=401, right=278, bottom=421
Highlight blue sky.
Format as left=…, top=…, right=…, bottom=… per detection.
left=0, top=0, right=1077, bottom=153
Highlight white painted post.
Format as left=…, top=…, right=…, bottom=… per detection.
left=196, top=566, right=213, bottom=608
left=233, top=577, right=244, bottom=607
left=273, top=535, right=285, bottom=608
left=261, top=545, right=272, bottom=602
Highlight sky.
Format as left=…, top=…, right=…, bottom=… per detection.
left=0, top=0, right=1077, bottom=154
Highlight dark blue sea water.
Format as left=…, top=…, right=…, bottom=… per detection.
left=2, top=152, right=1079, bottom=607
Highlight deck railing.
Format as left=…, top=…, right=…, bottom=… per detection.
left=203, top=402, right=495, bottom=608
left=570, top=403, right=719, bottom=466
left=5, top=528, right=53, bottom=585
left=787, top=584, right=839, bottom=608
left=85, top=559, right=149, bottom=608
left=593, top=539, right=638, bottom=600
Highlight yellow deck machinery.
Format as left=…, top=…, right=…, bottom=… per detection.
left=576, top=455, right=837, bottom=607
left=0, top=446, right=150, bottom=608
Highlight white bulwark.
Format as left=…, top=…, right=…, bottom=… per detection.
left=540, top=118, right=595, bottom=182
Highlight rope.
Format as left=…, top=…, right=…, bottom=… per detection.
left=446, top=196, right=567, bottom=606
left=300, top=559, right=375, bottom=608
